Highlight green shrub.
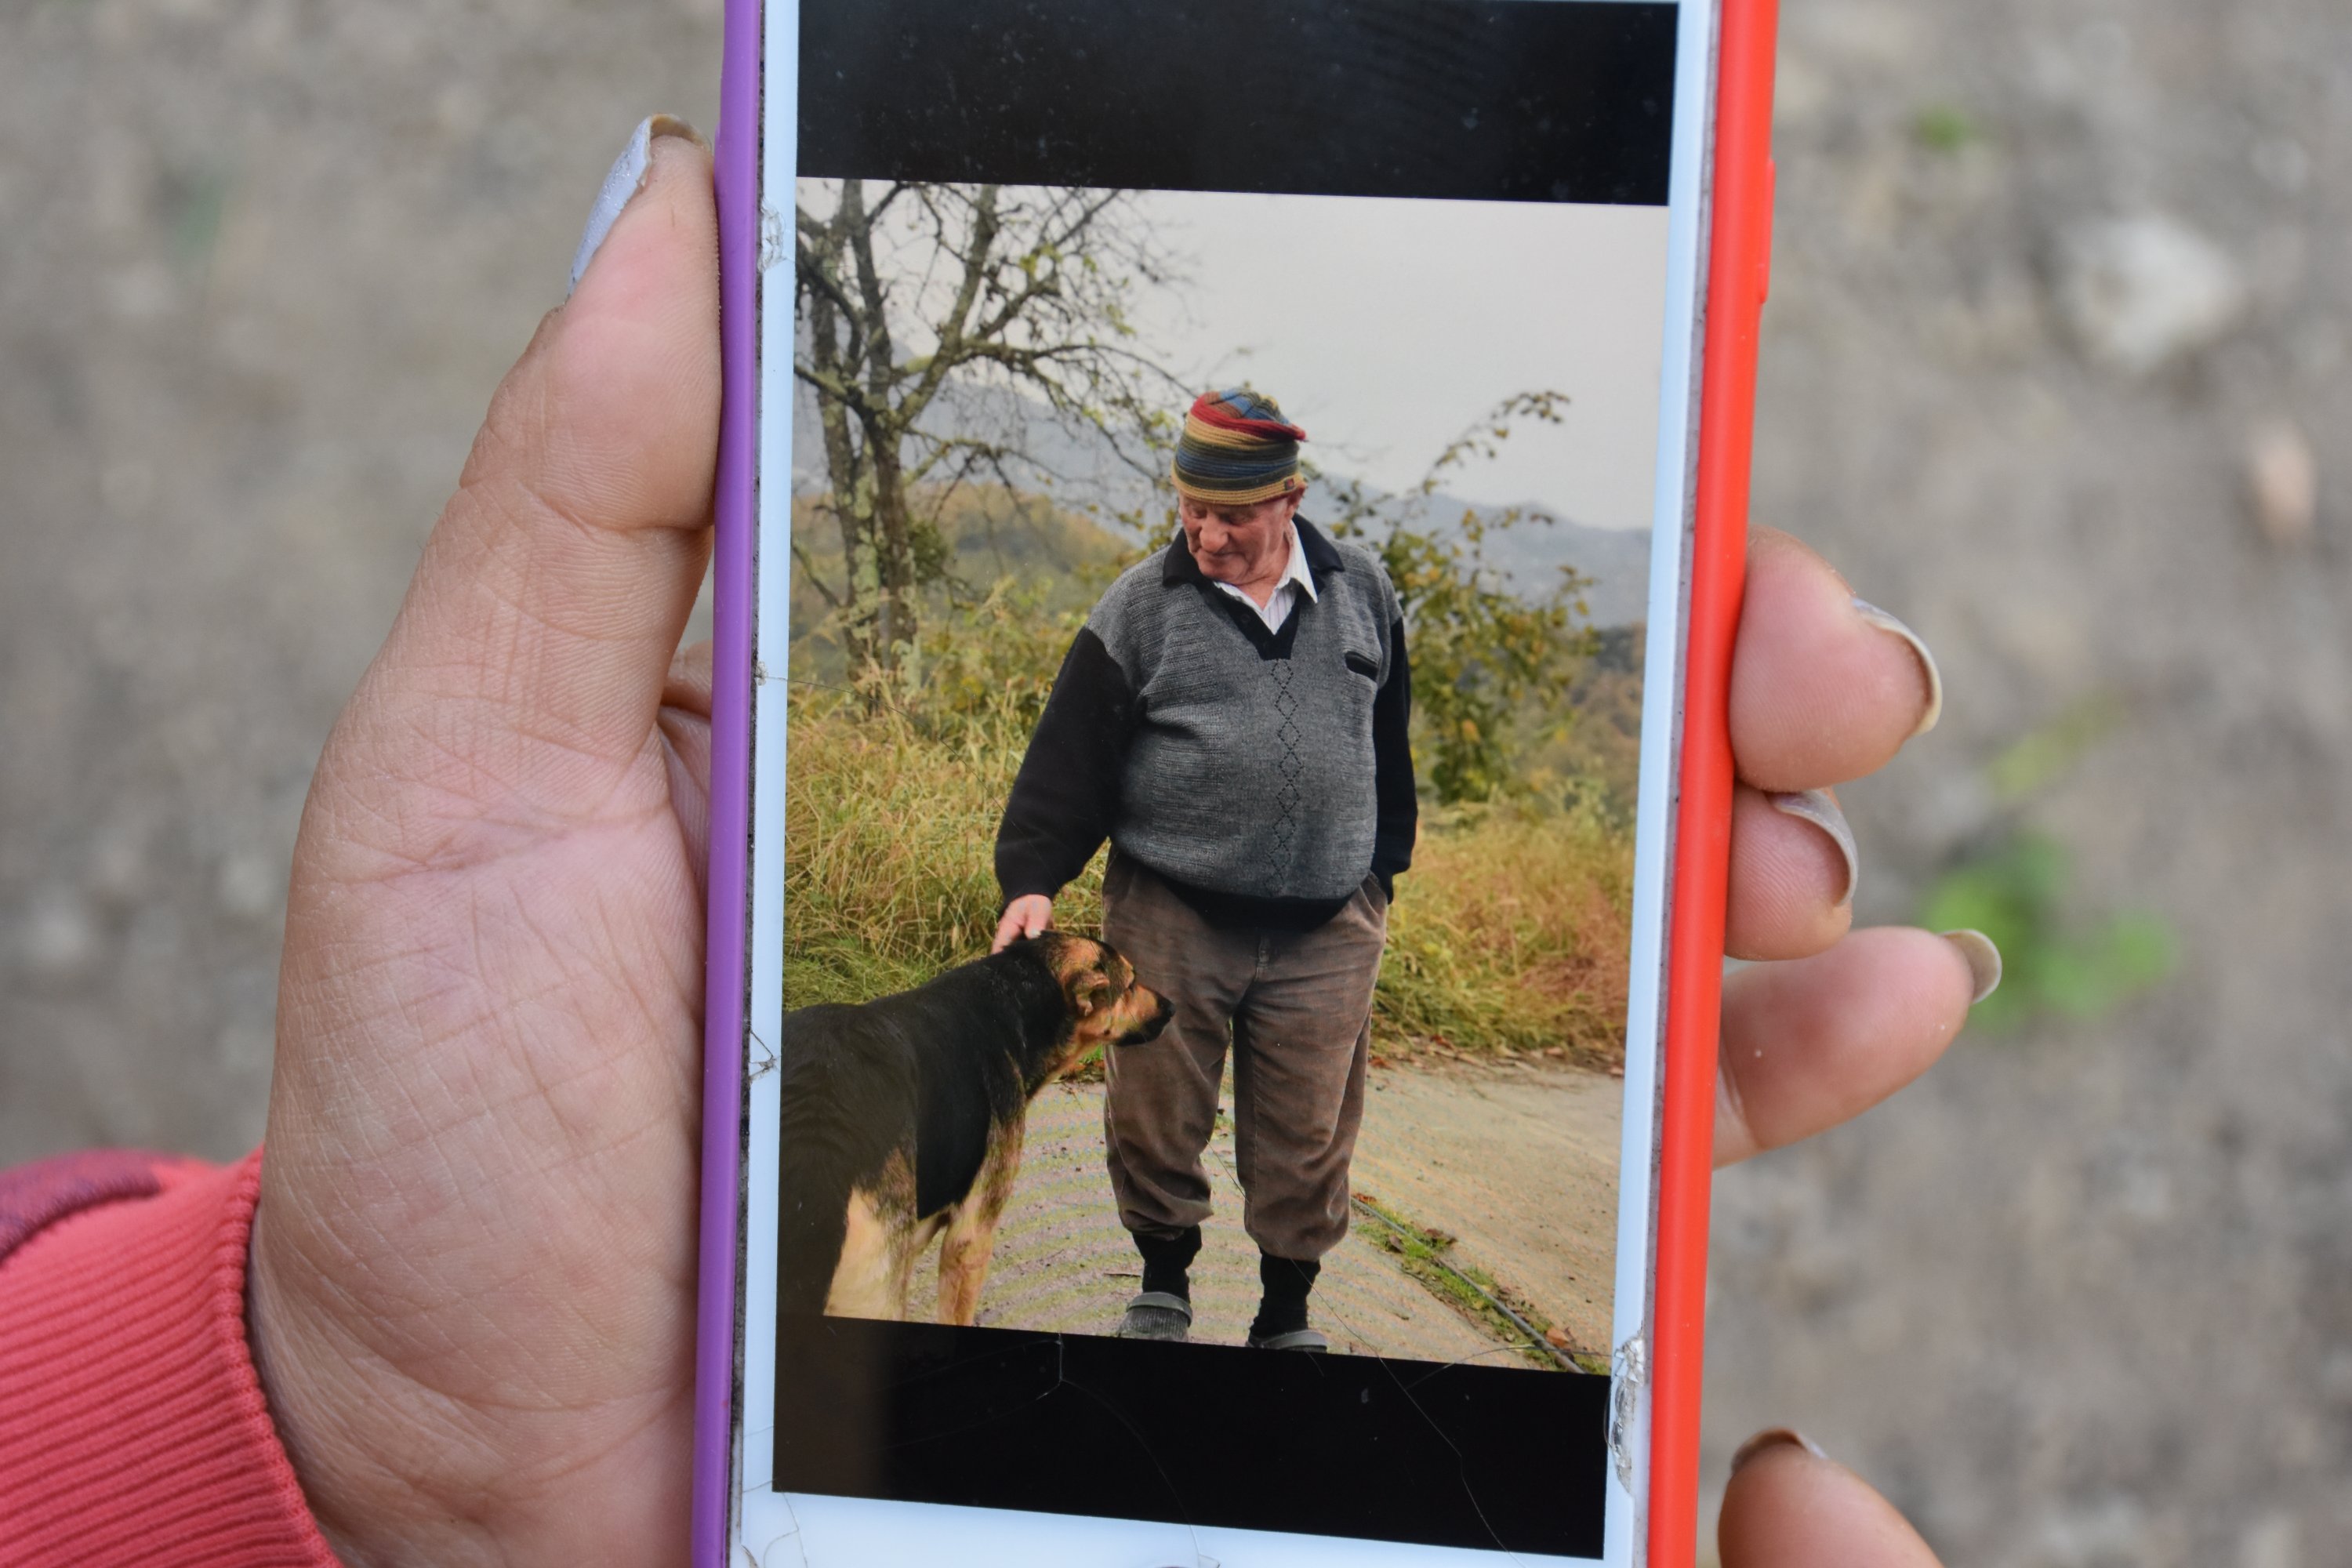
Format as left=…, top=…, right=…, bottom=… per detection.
left=1919, top=830, right=2174, bottom=1034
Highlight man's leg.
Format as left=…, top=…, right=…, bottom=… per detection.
left=1101, top=852, right=1253, bottom=1335
left=1230, top=877, right=1386, bottom=1346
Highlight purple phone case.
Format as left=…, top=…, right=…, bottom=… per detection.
left=692, top=0, right=760, bottom=1560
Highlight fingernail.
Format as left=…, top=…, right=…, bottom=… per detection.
left=569, top=114, right=701, bottom=296
left=1767, top=789, right=1857, bottom=908
left=1940, top=928, right=2003, bottom=1004
left=1730, top=1427, right=1828, bottom=1474
left=1852, top=597, right=1944, bottom=739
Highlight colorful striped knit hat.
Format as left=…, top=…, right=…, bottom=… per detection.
left=1171, top=388, right=1308, bottom=506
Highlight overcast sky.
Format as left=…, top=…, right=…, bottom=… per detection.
left=814, top=180, right=1675, bottom=532
left=1128, top=190, right=1671, bottom=531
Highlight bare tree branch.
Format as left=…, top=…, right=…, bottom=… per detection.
left=793, top=180, right=1192, bottom=682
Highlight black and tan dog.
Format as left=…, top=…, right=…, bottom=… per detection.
left=776, top=932, right=1172, bottom=1324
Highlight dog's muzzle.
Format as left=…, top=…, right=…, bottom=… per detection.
left=1120, top=988, right=1176, bottom=1046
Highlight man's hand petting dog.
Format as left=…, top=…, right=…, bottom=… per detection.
left=993, top=891, right=1055, bottom=953
left=242, top=124, right=1967, bottom=1566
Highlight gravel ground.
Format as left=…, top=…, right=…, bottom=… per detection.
left=5, top=2, right=2350, bottom=1563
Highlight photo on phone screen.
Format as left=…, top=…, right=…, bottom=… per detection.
left=735, top=2, right=1714, bottom=1563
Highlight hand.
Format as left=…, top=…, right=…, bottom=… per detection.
left=1705, top=526, right=1985, bottom=1565
left=1711, top=527, right=1987, bottom=1168
left=991, top=893, right=1054, bottom=953
left=247, top=122, right=719, bottom=1566
left=235, top=118, right=1969, bottom=1566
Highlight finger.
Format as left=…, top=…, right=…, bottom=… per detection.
left=1726, top=785, right=1856, bottom=960
left=659, top=639, right=715, bottom=891
left=318, top=121, right=719, bottom=864
left=1715, top=927, right=1998, bottom=1167
left=1731, top=528, right=1941, bottom=793
left=992, top=912, right=1025, bottom=954
left=1721, top=1431, right=1944, bottom=1567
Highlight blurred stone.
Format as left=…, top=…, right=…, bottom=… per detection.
left=2056, top=212, right=2247, bottom=375
left=2244, top=419, right=2318, bottom=548
left=18, top=889, right=100, bottom=982
left=2035, top=1496, right=2151, bottom=1567
left=215, top=850, right=281, bottom=920
left=2238, top=1514, right=2300, bottom=1568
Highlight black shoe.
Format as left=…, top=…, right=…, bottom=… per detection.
left=1248, top=1251, right=1324, bottom=1348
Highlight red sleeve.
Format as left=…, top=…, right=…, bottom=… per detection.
left=0, top=1149, right=343, bottom=1566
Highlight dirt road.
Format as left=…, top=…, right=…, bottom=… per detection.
left=916, top=1059, right=1622, bottom=1367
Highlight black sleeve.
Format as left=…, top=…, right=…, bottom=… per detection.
left=994, top=626, right=1138, bottom=908
left=1370, top=615, right=1417, bottom=901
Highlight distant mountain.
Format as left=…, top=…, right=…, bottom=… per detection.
left=791, top=379, right=1162, bottom=522
left=1303, top=484, right=1657, bottom=629
left=1459, top=508, right=1656, bottom=630
left=792, top=377, right=1657, bottom=628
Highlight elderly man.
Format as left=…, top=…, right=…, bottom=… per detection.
left=990, top=387, right=1415, bottom=1349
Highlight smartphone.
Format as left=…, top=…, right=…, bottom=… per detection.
left=695, top=1, right=1774, bottom=1563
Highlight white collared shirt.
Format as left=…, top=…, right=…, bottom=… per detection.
left=1209, top=523, right=1319, bottom=632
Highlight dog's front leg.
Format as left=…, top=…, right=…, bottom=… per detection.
left=937, top=1121, right=1026, bottom=1326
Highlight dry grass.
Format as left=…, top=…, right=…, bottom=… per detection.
left=782, top=698, right=1633, bottom=1062
left=1379, top=801, right=1633, bottom=1065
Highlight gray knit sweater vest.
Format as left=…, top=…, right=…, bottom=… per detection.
left=1088, top=537, right=1402, bottom=904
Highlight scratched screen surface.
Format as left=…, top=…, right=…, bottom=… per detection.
left=747, top=1, right=1692, bottom=1559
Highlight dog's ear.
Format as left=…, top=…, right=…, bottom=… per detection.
left=1070, top=969, right=1112, bottom=1018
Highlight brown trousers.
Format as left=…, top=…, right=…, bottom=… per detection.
left=1100, top=850, right=1387, bottom=1261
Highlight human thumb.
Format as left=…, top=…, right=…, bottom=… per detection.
left=307, top=116, right=717, bottom=879
left=1719, top=1430, right=1944, bottom=1568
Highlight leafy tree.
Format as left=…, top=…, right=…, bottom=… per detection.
left=1324, top=393, right=1599, bottom=804
left=794, top=181, right=1184, bottom=677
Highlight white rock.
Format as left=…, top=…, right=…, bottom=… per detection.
left=2056, top=212, right=2247, bottom=375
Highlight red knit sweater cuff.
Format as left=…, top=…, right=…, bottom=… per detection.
left=0, top=1149, right=343, bottom=1566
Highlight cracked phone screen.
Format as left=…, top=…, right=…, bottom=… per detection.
left=738, top=0, right=1697, bottom=1562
